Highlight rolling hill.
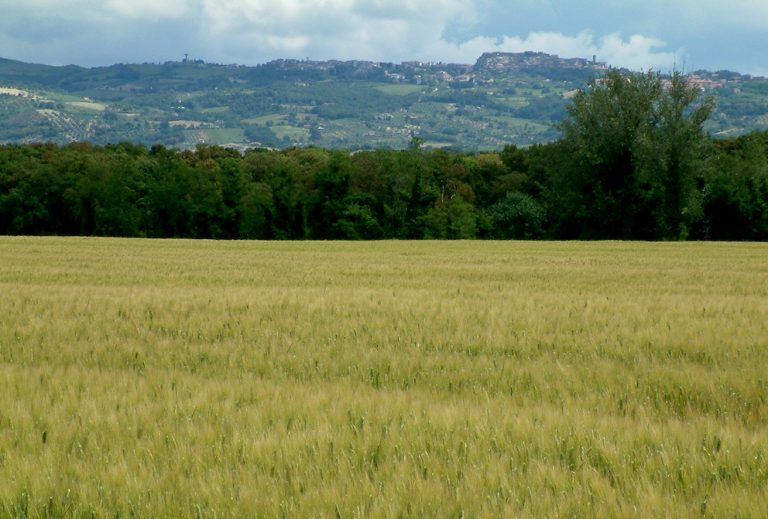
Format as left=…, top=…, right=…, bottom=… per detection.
left=2, top=52, right=768, bottom=150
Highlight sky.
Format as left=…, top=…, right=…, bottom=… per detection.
left=0, top=0, right=766, bottom=75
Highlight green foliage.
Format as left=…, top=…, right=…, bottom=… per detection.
left=551, top=70, right=714, bottom=239
left=513, top=93, right=568, bottom=120
left=422, top=198, right=477, bottom=239
left=0, top=55, right=591, bottom=150
left=487, top=192, right=546, bottom=239
left=334, top=196, right=384, bottom=239
left=239, top=182, right=275, bottom=239
left=243, top=124, right=279, bottom=147
left=699, top=133, right=768, bottom=240
left=1, top=68, right=767, bottom=242
left=4, top=55, right=768, bottom=150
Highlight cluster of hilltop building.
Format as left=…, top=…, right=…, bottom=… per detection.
left=474, top=51, right=608, bottom=72
left=261, top=51, right=610, bottom=87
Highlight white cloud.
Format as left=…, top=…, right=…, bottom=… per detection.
left=418, top=30, right=681, bottom=70
left=192, top=0, right=681, bottom=69
left=1, top=0, right=198, bottom=23
left=194, top=0, right=479, bottom=63
left=103, top=0, right=196, bottom=20
left=0, top=0, right=756, bottom=72
left=200, top=0, right=473, bottom=33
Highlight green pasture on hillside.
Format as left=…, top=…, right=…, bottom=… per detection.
left=0, top=238, right=766, bottom=517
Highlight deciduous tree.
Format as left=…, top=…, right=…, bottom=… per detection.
left=552, top=69, right=713, bottom=239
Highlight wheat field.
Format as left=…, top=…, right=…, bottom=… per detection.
left=0, top=237, right=767, bottom=517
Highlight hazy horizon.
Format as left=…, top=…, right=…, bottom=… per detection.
left=0, top=1, right=766, bottom=76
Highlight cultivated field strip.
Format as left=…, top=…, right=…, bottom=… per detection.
left=0, top=238, right=767, bottom=517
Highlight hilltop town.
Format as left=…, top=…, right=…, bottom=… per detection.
left=1, top=52, right=767, bottom=149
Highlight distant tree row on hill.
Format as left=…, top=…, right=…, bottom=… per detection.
left=1, top=70, right=767, bottom=240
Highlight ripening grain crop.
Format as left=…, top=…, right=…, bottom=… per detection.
left=0, top=237, right=767, bottom=517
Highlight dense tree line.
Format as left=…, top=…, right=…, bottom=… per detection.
left=1, top=70, right=767, bottom=240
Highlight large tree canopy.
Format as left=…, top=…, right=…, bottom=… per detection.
left=551, top=70, right=714, bottom=239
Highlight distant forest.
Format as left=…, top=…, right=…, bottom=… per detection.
left=2, top=71, right=767, bottom=240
